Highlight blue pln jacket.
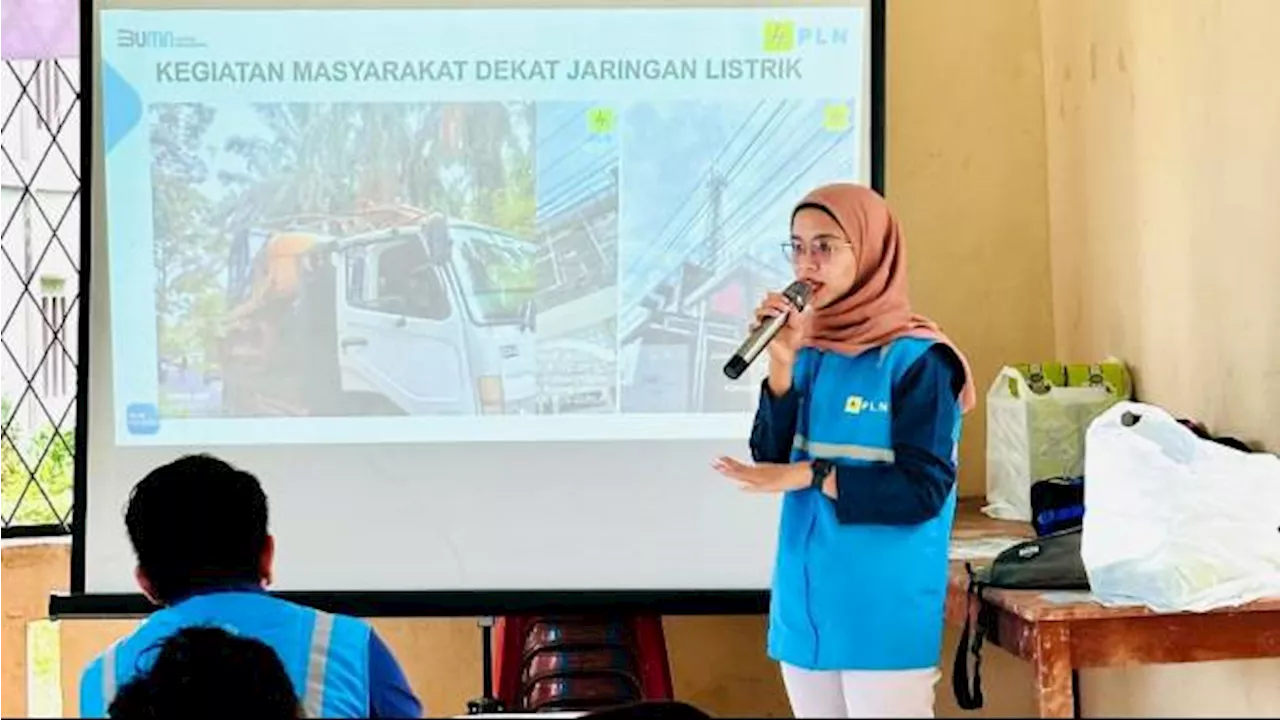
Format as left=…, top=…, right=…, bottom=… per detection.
left=79, top=592, right=372, bottom=718
left=754, top=337, right=963, bottom=671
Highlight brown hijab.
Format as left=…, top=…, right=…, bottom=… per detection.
left=798, top=183, right=977, bottom=413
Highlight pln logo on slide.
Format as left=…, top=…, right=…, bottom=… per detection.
left=761, top=20, right=850, bottom=53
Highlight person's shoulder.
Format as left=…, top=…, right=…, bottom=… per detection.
left=271, top=597, right=376, bottom=640
left=79, top=650, right=103, bottom=685
left=876, top=336, right=941, bottom=373
left=917, top=341, right=965, bottom=376
left=366, top=628, right=425, bottom=717
left=367, top=628, right=397, bottom=661
left=78, top=657, right=102, bottom=716
left=78, top=640, right=121, bottom=716
left=896, top=342, right=965, bottom=398
left=84, top=631, right=133, bottom=670
left=308, top=605, right=377, bottom=637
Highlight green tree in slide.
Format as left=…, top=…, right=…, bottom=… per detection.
left=216, top=102, right=535, bottom=239
left=150, top=103, right=227, bottom=384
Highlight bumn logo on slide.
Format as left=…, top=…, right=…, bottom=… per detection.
left=114, top=29, right=206, bottom=49
left=126, top=403, right=160, bottom=435
left=762, top=19, right=850, bottom=53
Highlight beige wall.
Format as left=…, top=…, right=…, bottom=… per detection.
left=1041, top=0, right=1280, bottom=451
left=1038, top=0, right=1280, bottom=716
left=887, top=0, right=1056, bottom=497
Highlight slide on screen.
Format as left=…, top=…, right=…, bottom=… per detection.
left=81, top=3, right=876, bottom=595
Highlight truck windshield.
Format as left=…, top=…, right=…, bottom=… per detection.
left=449, top=225, right=539, bottom=324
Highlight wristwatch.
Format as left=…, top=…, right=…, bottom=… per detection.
left=810, top=459, right=835, bottom=490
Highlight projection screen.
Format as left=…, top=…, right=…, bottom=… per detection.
left=76, top=0, right=883, bottom=606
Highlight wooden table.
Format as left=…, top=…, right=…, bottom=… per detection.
left=944, top=503, right=1280, bottom=718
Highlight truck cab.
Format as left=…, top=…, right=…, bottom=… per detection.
left=332, top=215, right=540, bottom=416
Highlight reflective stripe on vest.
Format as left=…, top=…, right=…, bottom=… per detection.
left=101, top=641, right=119, bottom=710
left=793, top=434, right=895, bottom=463
left=97, top=609, right=341, bottom=716
left=302, top=611, right=335, bottom=718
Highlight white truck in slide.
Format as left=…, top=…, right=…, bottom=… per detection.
left=219, top=212, right=540, bottom=417
left=332, top=216, right=540, bottom=416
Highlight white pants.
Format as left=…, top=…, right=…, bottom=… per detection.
left=781, top=663, right=940, bottom=719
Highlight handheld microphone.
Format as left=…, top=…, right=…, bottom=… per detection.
left=722, top=280, right=812, bottom=380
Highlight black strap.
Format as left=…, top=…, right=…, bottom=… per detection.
left=952, top=563, right=994, bottom=711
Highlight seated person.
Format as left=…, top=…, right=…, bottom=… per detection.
left=107, top=626, right=300, bottom=719
left=79, top=454, right=423, bottom=718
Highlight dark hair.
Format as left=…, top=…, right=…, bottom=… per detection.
left=791, top=201, right=844, bottom=231
left=125, top=454, right=269, bottom=603
left=108, top=626, right=300, bottom=719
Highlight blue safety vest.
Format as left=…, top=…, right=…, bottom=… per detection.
left=79, top=591, right=371, bottom=718
left=769, top=337, right=960, bottom=671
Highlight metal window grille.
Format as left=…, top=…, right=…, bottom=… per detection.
left=2, top=57, right=82, bottom=536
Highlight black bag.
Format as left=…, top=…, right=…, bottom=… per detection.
left=1177, top=417, right=1253, bottom=453
left=1030, top=476, right=1085, bottom=537
left=951, top=527, right=1089, bottom=710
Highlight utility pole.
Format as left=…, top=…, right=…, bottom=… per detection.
left=705, top=169, right=726, bottom=271
left=690, top=170, right=727, bottom=413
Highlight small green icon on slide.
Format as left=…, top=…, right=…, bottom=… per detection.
left=763, top=20, right=795, bottom=53
left=823, top=103, right=850, bottom=132
left=587, top=107, right=616, bottom=134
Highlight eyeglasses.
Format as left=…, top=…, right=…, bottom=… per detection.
left=781, top=239, right=854, bottom=263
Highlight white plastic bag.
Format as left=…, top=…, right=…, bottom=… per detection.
left=1081, top=401, right=1280, bottom=613
left=984, top=362, right=1131, bottom=521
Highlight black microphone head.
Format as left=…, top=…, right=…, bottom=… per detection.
left=783, top=280, right=812, bottom=310
left=723, top=355, right=750, bottom=380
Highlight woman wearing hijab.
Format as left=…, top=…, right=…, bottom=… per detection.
left=713, top=183, right=975, bottom=718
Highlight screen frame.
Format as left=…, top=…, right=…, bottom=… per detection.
left=63, top=0, right=888, bottom=618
